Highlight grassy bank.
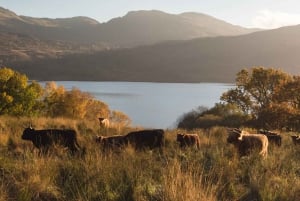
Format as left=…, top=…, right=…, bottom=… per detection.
left=0, top=117, right=300, bottom=201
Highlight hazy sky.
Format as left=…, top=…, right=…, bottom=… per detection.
left=1, top=0, right=300, bottom=29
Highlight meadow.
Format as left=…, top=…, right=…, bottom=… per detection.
left=0, top=116, right=300, bottom=201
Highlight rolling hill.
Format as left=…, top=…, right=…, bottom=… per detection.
left=11, top=24, right=300, bottom=83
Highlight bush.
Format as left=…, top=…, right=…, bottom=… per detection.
left=177, top=103, right=249, bottom=129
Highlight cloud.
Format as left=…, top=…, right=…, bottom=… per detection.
left=252, top=10, right=300, bottom=29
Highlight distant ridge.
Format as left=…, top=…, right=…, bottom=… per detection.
left=1, top=6, right=282, bottom=83
left=96, top=10, right=259, bottom=46
left=0, top=7, right=258, bottom=46
left=11, top=24, right=300, bottom=83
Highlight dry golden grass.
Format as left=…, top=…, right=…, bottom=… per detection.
left=0, top=116, right=300, bottom=201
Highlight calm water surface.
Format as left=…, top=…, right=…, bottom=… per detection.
left=47, top=82, right=233, bottom=128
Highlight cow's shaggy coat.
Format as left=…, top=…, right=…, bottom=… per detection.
left=95, top=135, right=127, bottom=151
left=22, top=127, right=82, bottom=154
left=259, top=130, right=282, bottom=147
left=125, top=129, right=165, bottom=150
left=227, top=129, right=268, bottom=158
left=176, top=133, right=200, bottom=149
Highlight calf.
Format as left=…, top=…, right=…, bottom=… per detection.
left=227, top=128, right=268, bottom=158
left=22, top=127, right=82, bottom=154
left=176, top=133, right=200, bottom=149
left=291, top=135, right=300, bottom=145
left=98, top=118, right=110, bottom=129
left=125, top=129, right=165, bottom=150
left=259, top=129, right=282, bottom=147
left=95, top=135, right=127, bottom=151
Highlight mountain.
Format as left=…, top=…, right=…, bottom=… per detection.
left=0, top=7, right=101, bottom=43
left=0, top=7, right=111, bottom=65
left=0, top=7, right=258, bottom=47
left=97, top=10, right=258, bottom=47
left=11, top=25, right=300, bottom=83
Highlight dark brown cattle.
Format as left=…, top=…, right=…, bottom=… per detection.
left=22, top=127, right=82, bottom=154
left=291, top=135, right=300, bottom=145
left=95, top=135, right=127, bottom=151
left=176, top=133, right=200, bottom=149
left=227, top=128, right=268, bottom=158
left=125, top=129, right=164, bottom=150
left=259, top=130, right=282, bottom=147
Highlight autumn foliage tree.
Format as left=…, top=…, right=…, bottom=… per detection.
left=0, top=67, right=43, bottom=116
left=0, top=68, right=131, bottom=128
left=43, top=82, right=110, bottom=120
left=178, top=67, right=300, bottom=130
left=274, top=76, right=300, bottom=130
left=221, top=67, right=299, bottom=130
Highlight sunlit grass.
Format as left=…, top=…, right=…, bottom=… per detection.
left=0, top=117, right=299, bottom=200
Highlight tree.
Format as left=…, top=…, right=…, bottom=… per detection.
left=221, top=67, right=294, bottom=129
left=84, top=99, right=110, bottom=120
left=256, top=102, right=296, bottom=129
left=43, top=82, right=66, bottom=117
left=274, top=76, right=300, bottom=130
left=0, top=67, right=43, bottom=116
left=43, top=82, right=110, bottom=120
left=110, top=110, right=131, bottom=133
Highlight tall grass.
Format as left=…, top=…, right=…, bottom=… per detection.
left=0, top=116, right=300, bottom=200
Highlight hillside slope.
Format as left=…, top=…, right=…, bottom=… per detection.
left=11, top=25, right=300, bottom=83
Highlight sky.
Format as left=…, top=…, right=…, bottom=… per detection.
left=1, top=0, right=300, bottom=29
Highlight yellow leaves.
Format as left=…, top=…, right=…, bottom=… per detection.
left=43, top=83, right=111, bottom=121
left=0, top=67, right=43, bottom=116
left=85, top=99, right=109, bottom=120
left=0, top=68, right=128, bottom=123
left=0, top=67, right=14, bottom=82
left=1, top=92, right=13, bottom=103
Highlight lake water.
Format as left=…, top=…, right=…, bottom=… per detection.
left=46, top=81, right=233, bottom=129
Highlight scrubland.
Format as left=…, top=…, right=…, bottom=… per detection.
left=0, top=116, right=300, bottom=201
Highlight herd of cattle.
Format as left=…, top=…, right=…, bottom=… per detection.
left=20, top=124, right=300, bottom=157
left=18, top=118, right=300, bottom=157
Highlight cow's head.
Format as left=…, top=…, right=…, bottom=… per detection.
left=227, top=129, right=242, bottom=144
left=176, top=133, right=185, bottom=142
left=22, top=127, right=35, bottom=140
left=95, top=135, right=104, bottom=143
left=98, top=118, right=106, bottom=123
left=291, top=135, right=300, bottom=142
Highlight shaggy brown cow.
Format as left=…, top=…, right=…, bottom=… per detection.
left=227, top=129, right=268, bottom=158
left=95, top=135, right=127, bottom=151
left=125, top=129, right=164, bottom=151
left=22, top=127, right=82, bottom=154
left=291, top=135, right=300, bottom=145
left=259, top=129, right=282, bottom=147
left=176, top=133, right=200, bottom=149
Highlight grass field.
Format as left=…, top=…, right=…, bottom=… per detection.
left=0, top=116, right=300, bottom=201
